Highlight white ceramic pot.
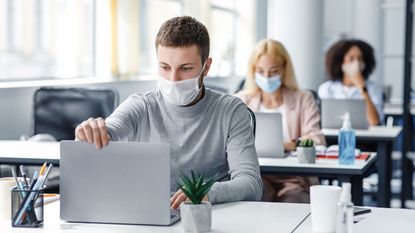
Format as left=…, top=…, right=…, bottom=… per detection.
left=297, top=147, right=316, bottom=164
left=180, top=201, right=212, bottom=233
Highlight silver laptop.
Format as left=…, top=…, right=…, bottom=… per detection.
left=321, top=99, right=369, bottom=129
left=254, top=112, right=286, bottom=158
left=60, top=141, right=180, bottom=225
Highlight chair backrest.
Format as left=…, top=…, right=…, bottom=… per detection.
left=246, top=107, right=256, bottom=138
left=306, top=89, right=321, bottom=128
left=306, top=89, right=321, bottom=111
left=32, top=87, right=119, bottom=141
left=234, top=79, right=246, bottom=93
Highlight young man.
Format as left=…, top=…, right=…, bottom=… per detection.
left=75, top=16, right=262, bottom=208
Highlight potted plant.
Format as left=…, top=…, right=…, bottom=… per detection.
left=178, top=171, right=215, bottom=233
left=296, top=139, right=316, bottom=164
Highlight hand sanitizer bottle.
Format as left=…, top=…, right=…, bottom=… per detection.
left=338, top=112, right=355, bottom=165
left=336, top=183, right=354, bottom=233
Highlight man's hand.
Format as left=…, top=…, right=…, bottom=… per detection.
left=75, top=117, right=110, bottom=149
left=170, top=189, right=208, bottom=209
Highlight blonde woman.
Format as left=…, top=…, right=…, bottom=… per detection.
left=235, top=39, right=326, bottom=203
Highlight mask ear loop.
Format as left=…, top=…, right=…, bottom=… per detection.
left=197, top=62, right=207, bottom=89
left=199, top=62, right=207, bottom=78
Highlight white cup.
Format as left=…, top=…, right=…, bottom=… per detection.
left=310, top=185, right=342, bottom=233
left=0, top=177, right=17, bottom=220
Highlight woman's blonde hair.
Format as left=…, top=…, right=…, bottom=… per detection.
left=245, top=39, right=299, bottom=95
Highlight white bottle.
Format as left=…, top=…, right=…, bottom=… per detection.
left=336, top=183, right=354, bottom=233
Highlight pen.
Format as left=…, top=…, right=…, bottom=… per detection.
left=19, top=165, right=29, bottom=188
left=11, top=168, right=26, bottom=198
left=11, top=168, right=20, bottom=189
left=30, top=171, right=39, bottom=187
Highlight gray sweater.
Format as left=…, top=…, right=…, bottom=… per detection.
left=105, top=88, right=262, bottom=204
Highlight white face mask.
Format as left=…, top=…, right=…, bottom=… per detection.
left=341, top=60, right=365, bottom=77
left=158, top=63, right=205, bottom=106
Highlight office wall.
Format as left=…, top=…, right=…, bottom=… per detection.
left=0, top=77, right=242, bottom=140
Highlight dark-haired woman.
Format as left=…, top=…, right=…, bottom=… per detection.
left=318, top=39, right=383, bottom=125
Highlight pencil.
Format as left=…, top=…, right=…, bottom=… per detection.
left=39, top=162, right=47, bottom=176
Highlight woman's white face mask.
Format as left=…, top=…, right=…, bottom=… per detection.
left=341, top=60, right=365, bottom=77
left=157, top=63, right=205, bottom=106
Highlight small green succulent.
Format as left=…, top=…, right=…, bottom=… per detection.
left=178, top=171, right=216, bottom=205
left=297, top=139, right=314, bottom=147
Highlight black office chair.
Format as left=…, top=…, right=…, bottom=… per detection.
left=306, top=89, right=322, bottom=128
left=32, top=87, right=119, bottom=141
left=247, top=107, right=256, bottom=138
left=28, top=87, right=119, bottom=193
left=235, top=79, right=246, bottom=93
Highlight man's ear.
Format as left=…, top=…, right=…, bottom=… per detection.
left=202, top=57, right=213, bottom=77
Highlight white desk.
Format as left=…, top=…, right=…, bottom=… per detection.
left=0, top=201, right=310, bottom=233
left=2, top=201, right=415, bottom=232
left=383, top=102, right=415, bottom=116
left=0, top=140, right=60, bottom=165
left=259, top=155, right=377, bottom=206
left=322, top=126, right=402, bottom=140
left=296, top=206, right=415, bottom=233
left=323, top=126, right=402, bottom=208
left=0, top=140, right=376, bottom=205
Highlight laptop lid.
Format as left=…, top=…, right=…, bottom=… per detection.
left=321, top=99, right=369, bottom=129
left=60, top=141, right=179, bottom=225
left=254, top=112, right=285, bottom=158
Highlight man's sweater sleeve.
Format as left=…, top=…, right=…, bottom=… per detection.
left=208, top=100, right=263, bottom=204
left=105, top=95, right=144, bottom=141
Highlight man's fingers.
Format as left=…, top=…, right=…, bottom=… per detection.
left=75, top=125, right=87, bottom=141
left=87, top=119, right=102, bottom=149
left=170, top=190, right=182, bottom=206
left=97, top=117, right=109, bottom=146
left=171, top=193, right=188, bottom=209
left=80, top=122, right=93, bottom=143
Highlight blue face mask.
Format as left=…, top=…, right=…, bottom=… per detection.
left=255, top=73, right=282, bottom=93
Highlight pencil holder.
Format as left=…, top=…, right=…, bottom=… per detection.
left=11, top=187, right=44, bottom=228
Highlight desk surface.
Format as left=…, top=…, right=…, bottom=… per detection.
left=384, top=102, right=415, bottom=115
left=2, top=201, right=415, bottom=232
left=0, top=141, right=376, bottom=174
left=1, top=201, right=310, bottom=233
left=296, top=206, right=415, bottom=233
left=0, top=140, right=60, bottom=165
left=259, top=153, right=376, bottom=175
left=322, top=126, right=402, bottom=139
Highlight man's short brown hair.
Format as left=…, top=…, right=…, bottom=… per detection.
left=155, top=16, right=210, bottom=64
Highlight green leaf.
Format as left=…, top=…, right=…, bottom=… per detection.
left=176, top=170, right=216, bottom=204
